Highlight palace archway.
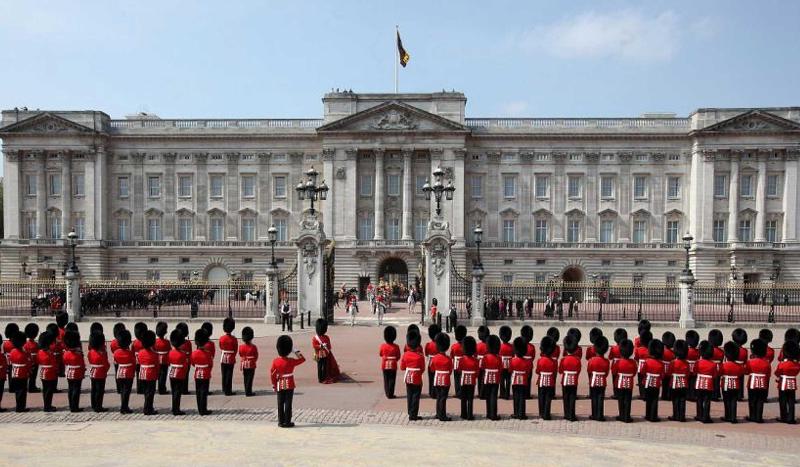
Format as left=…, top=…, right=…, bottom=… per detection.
left=378, top=257, right=409, bottom=299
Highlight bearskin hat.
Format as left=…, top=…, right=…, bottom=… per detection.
left=732, top=328, right=748, bottom=346
left=24, top=323, right=39, bottom=340
left=540, top=336, right=555, bottom=358
left=223, top=317, right=236, bottom=334
left=463, top=336, right=477, bottom=357
left=648, top=339, right=664, bottom=360
left=708, top=329, right=723, bottom=347
left=499, top=325, right=512, bottom=343
left=513, top=336, right=527, bottom=358
left=567, top=327, right=582, bottom=343
left=194, top=329, right=209, bottom=347
left=242, top=326, right=254, bottom=343
left=407, top=331, right=421, bottom=350
left=435, top=332, right=450, bottom=353
left=170, top=329, right=185, bottom=349
left=724, top=341, right=740, bottom=361
left=37, top=330, right=54, bottom=350
left=276, top=335, right=293, bottom=357
left=619, top=339, right=634, bottom=358
left=63, top=330, right=80, bottom=349
left=428, top=324, right=441, bottom=341
left=613, top=328, right=628, bottom=345
left=673, top=339, right=688, bottom=360
left=563, top=334, right=578, bottom=354
left=141, top=330, right=156, bottom=349
left=55, top=311, right=69, bottom=328
left=455, top=325, right=467, bottom=342
left=117, top=329, right=132, bottom=349
left=315, top=318, right=328, bottom=336
left=520, top=325, right=534, bottom=343
left=546, top=327, right=560, bottom=342
left=90, top=322, right=103, bottom=335
left=685, top=330, right=700, bottom=348
left=750, top=338, right=767, bottom=358
left=758, top=328, right=773, bottom=344
left=639, top=330, right=653, bottom=347
left=477, top=325, right=490, bottom=343
left=661, top=331, right=676, bottom=349
left=89, top=332, right=105, bottom=351
left=487, top=335, right=501, bottom=355
left=589, top=327, right=603, bottom=344
left=133, top=322, right=148, bottom=340
left=384, top=326, right=397, bottom=344
left=155, top=321, right=168, bottom=338
left=699, top=340, right=714, bottom=360
left=594, top=335, right=609, bottom=356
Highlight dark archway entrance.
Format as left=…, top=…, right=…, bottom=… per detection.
left=378, top=257, right=409, bottom=300
left=561, top=266, right=584, bottom=302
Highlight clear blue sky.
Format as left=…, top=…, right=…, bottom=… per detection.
left=1, top=1, right=798, bottom=121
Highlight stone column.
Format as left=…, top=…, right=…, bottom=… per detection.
left=783, top=151, right=799, bottom=242
left=226, top=152, right=240, bottom=240
left=452, top=148, right=466, bottom=242
left=265, top=263, right=280, bottom=324
left=163, top=152, right=177, bottom=240
left=322, top=148, right=335, bottom=238
left=373, top=148, right=385, bottom=240
left=65, top=269, right=82, bottom=322
left=95, top=146, right=108, bottom=240
left=401, top=149, right=413, bottom=240
left=132, top=153, right=146, bottom=240
left=84, top=152, right=96, bottom=239
left=61, top=152, right=72, bottom=238
left=296, top=213, right=329, bottom=321
left=689, top=148, right=716, bottom=242
left=423, top=216, right=455, bottom=322
left=470, top=265, right=486, bottom=326
left=35, top=151, right=46, bottom=238
left=754, top=152, right=768, bottom=242
left=585, top=153, right=600, bottom=242
left=343, top=148, right=358, bottom=240
left=552, top=153, right=566, bottom=241
left=2, top=150, right=21, bottom=239
left=728, top=152, right=740, bottom=242
left=257, top=153, right=271, bottom=239
left=678, top=270, right=696, bottom=328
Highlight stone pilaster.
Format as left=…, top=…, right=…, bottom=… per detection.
left=265, top=263, right=280, bottom=324
left=402, top=148, right=413, bottom=240
left=470, top=265, right=486, bottom=326
left=343, top=148, right=358, bottom=240
left=226, top=152, right=240, bottom=240
left=552, top=152, right=566, bottom=242
left=132, top=152, right=146, bottom=240
left=728, top=151, right=740, bottom=242
left=322, top=148, right=335, bottom=238
left=585, top=152, right=599, bottom=242
left=783, top=150, right=798, bottom=242
left=678, top=271, right=696, bottom=328
left=35, top=151, right=46, bottom=238
left=61, top=152, right=72, bottom=238
left=84, top=152, right=96, bottom=239
left=195, top=153, right=209, bottom=241
left=95, top=146, right=108, bottom=240
left=754, top=151, right=768, bottom=241
left=373, top=148, right=385, bottom=240
left=451, top=148, right=466, bottom=242
left=163, top=152, right=177, bottom=240
left=2, top=150, right=21, bottom=238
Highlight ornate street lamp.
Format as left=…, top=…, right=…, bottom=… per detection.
left=228, top=271, right=239, bottom=318
left=473, top=224, right=483, bottom=268
left=422, top=166, right=455, bottom=217
left=67, top=229, right=79, bottom=273
left=682, top=232, right=693, bottom=274
left=295, top=166, right=328, bottom=215
left=268, top=224, right=278, bottom=267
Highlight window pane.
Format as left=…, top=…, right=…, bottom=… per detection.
left=767, top=175, right=779, bottom=196
left=118, top=177, right=129, bottom=198
left=275, top=219, right=287, bottom=241
left=714, top=175, right=727, bottom=197
left=503, top=176, right=515, bottom=198
left=73, top=174, right=85, bottom=196
left=147, top=218, right=161, bottom=240
left=471, top=175, right=483, bottom=198
left=178, top=218, right=193, bottom=240
left=242, top=176, right=255, bottom=198
left=600, top=220, right=613, bottom=242
left=387, top=175, right=401, bottom=196
left=360, top=175, right=373, bottom=197
left=535, top=175, right=549, bottom=198
left=49, top=174, right=61, bottom=196
left=741, top=175, right=752, bottom=196
left=503, top=220, right=515, bottom=242
left=241, top=218, right=255, bottom=241
left=634, top=176, right=647, bottom=199
left=633, top=220, right=646, bottom=243
left=601, top=177, right=613, bottom=198
left=416, top=175, right=427, bottom=194
left=568, top=176, right=581, bottom=198
left=148, top=176, right=160, bottom=197
left=668, top=177, right=680, bottom=198
left=415, top=218, right=427, bottom=240
left=74, top=218, right=85, bottom=239
left=535, top=219, right=548, bottom=242
left=713, top=220, right=726, bottom=243
left=118, top=219, right=129, bottom=241
left=273, top=176, right=286, bottom=198
left=666, top=221, right=679, bottom=244
left=766, top=220, right=777, bottom=242
left=738, top=220, right=751, bottom=241
left=211, top=175, right=224, bottom=198
left=178, top=176, right=192, bottom=197
left=567, top=220, right=580, bottom=242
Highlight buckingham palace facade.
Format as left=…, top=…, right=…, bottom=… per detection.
left=2, top=91, right=799, bottom=288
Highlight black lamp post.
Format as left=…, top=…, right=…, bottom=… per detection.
left=422, top=166, right=455, bottom=217
left=473, top=224, right=483, bottom=268
left=682, top=233, right=693, bottom=274
left=67, top=229, right=79, bottom=273
left=295, top=166, right=328, bottom=215
left=268, top=224, right=278, bottom=267
left=228, top=271, right=238, bottom=318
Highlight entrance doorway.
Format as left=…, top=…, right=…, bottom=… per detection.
left=206, top=266, right=230, bottom=303
left=358, top=276, right=371, bottom=300
left=561, top=266, right=584, bottom=302
left=378, top=257, right=409, bottom=300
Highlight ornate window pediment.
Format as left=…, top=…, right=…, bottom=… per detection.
left=113, top=208, right=132, bottom=217
left=739, top=208, right=757, bottom=218
left=565, top=208, right=585, bottom=218
left=270, top=207, right=290, bottom=217
left=598, top=208, right=618, bottom=218
left=532, top=208, right=552, bottom=218
left=316, top=101, right=469, bottom=134
left=175, top=208, right=195, bottom=217
left=207, top=208, right=226, bottom=217
left=631, top=208, right=651, bottom=218
left=144, top=208, right=163, bottom=217
left=499, top=207, right=520, bottom=218
left=238, top=207, right=257, bottom=216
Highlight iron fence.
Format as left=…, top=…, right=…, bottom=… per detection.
left=0, top=280, right=66, bottom=317
left=694, top=282, right=800, bottom=323
left=277, top=264, right=298, bottom=313
left=449, top=263, right=472, bottom=318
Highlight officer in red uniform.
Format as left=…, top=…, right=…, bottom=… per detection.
left=379, top=326, right=401, bottom=399
left=191, top=329, right=213, bottom=416
left=546, top=327, right=561, bottom=359
left=475, top=325, right=489, bottom=399
left=110, top=322, right=126, bottom=394
left=201, top=322, right=216, bottom=359
left=0, top=333, right=7, bottom=411
left=450, top=325, right=466, bottom=398
left=481, top=335, right=502, bottom=421
left=510, top=337, right=532, bottom=420
left=403, top=324, right=423, bottom=353
left=4, top=323, right=20, bottom=385
left=400, top=332, right=425, bottom=421
left=774, top=340, right=800, bottom=424
left=44, top=323, right=63, bottom=394
left=536, top=336, right=557, bottom=420
left=459, top=336, right=479, bottom=420
left=167, top=329, right=188, bottom=415
left=585, top=327, right=603, bottom=361
left=612, top=339, right=637, bottom=423
left=520, top=325, right=536, bottom=400
left=777, top=328, right=800, bottom=362
left=63, top=330, right=85, bottom=412
left=685, top=330, right=700, bottom=402
left=238, top=327, right=258, bottom=397
left=132, top=322, right=147, bottom=394
left=635, top=331, right=652, bottom=399
left=719, top=341, right=744, bottom=423
left=731, top=328, right=748, bottom=401
left=587, top=335, right=610, bottom=421
left=23, top=323, right=40, bottom=394
left=708, top=329, right=725, bottom=401
left=745, top=338, right=771, bottom=423
left=660, top=332, right=676, bottom=402
left=668, top=339, right=690, bottom=422
left=498, top=326, right=514, bottom=400
left=566, top=328, right=583, bottom=359
left=8, top=330, right=30, bottom=412
left=609, top=328, right=627, bottom=400
left=643, top=339, right=665, bottom=422
left=429, top=332, right=453, bottom=421
left=219, top=317, right=238, bottom=396
left=113, top=330, right=135, bottom=414
left=55, top=312, right=69, bottom=377
left=177, top=322, right=192, bottom=395
left=634, top=320, right=651, bottom=349
left=757, top=329, right=775, bottom=363
left=154, top=322, right=171, bottom=395
left=559, top=334, right=581, bottom=421
left=270, top=335, right=306, bottom=427
left=88, top=332, right=110, bottom=412
left=36, top=331, right=58, bottom=412
left=694, top=341, right=717, bottom=423
left=312, top=319, right=333, bottom=384
left=138, top=330, right=159, bottom=415
left=424, top=324, right=441, bottom=398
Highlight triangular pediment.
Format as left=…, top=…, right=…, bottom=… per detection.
left=0, top=112, right=100, bottom=136
left=317, top=101, right=469, bottom=133
left=697, top=110, right=800, bottom=134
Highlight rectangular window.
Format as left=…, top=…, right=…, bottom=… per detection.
left=273, top=176, right=286, bottom=199
left=147, top=218, right=162, bottom=240
left=117, top=218, right=130, bottom=241
left=360, top=174, right=374, bottom=197
left=738, top=219, right=752, bottom=242
left=713, top=220, right=727, bottom=243
left=600, top=220, right=614, bottom=243
left=470, top=175, right=483, bottom=198
left=118, top=176, right=130, bottom=198
left=535, top=273, right=546, bottom=282
left=146, top=270, right=161, bottom=281
left=147, top=176, right=161, bottom=198
left=535, top=175, right=549, bottom=198
left=534, top=219, right=548, bottom=243
left=503, top=274, right=513, bottom=285
left=73, top=174, right=85, bottom=197
left=415, top=218, right=427, bottom=241
left=713, top=174, right=727, bottom=197
left=241, top=218, right=256, bottom=241
left=387, top=174, right=401, bottom=196
left=24, top=216, right=37, bottom=239
left=632, top=220, right=646, bottom=243
left=386, top=218, right=401, bottom=240
left=210, top=218, right=225, bottom=241
left=503, top=175, right=516, bottom=198
left=49, top=216, right=61, bottom=239
left=74, top=217, right=85, bottom=239
left=358, top=214, right=374, bottom=240
left=178, top=218, right=193, bottom=241
left=178, top=175, right=192, bottom=198
left=765, top=220, right=778, bottom=243
left=117, top=272, right=130, bottom=281
left=766, top=175, right=779, bottom=197
left=633, top=176, right=647, bottom=199
left=241, top=175, right=256, bottom=198
left=600, top=176, right=614, bottom=199
left=667, top=176, right=680, bottom=199
left=205, top=175, right=222, bottom=199
left=567, top=220, right=580, bottom=242
left=274, top=219, right=287, bottom=242
left=416, top=175, right=427, bottom=195
left=48, top=173, right=61, bottom=196
left=502, top=220, right=515, bottom=242
left=665, top=220, right=679, bottom=244
left=25, top=174, right=36, bottom=196
left=567, top=176, right=581, bottom=199
left=740, top=175, right=753, bottom=197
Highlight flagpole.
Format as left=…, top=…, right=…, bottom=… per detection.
left=394, top=25, right=399, bottom=93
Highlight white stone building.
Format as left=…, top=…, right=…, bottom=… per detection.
left=1, top=92, right=799, bottom=292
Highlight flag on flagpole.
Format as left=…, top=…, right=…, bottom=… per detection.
left=397, top=29, right=410, bottom=67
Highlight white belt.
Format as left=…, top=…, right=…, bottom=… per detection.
left=140, top=364, right=156, bottom=368
left=434, top=370, right=449, bottom=376
left=279, top=373, right=294, bottom=378
left=523, top=356, right=533, bottom=360
left=619, top=372, right=634, bottom=378
left=195, top=365, right=209, bottom=368
left=118, top=363, right=133, bottom=367
left=591, top=371, right=605, bottom=379
left=462, top=370, right=476, bottom=375
left=385, top=356, right=397, bottom=360
left=39, top=365, right=53, bottom=368
left=564, top=371, right=577, bottom=375
left=222, top=350, right=235, bottom=354
left=169, top=363, right=183, bottom=368
left=156, top=351, right=169, bottom=355
left=89, top=364, right=105, bottom=368
left=12, top=363, right=26, bottom=368
left=65, top=365, right=81, bottom=369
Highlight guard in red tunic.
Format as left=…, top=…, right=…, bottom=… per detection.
left=708, top=329, right=724, bottom=401
left=694, top=341, right=717, bottom=423
left=777, top=328, right=800, bottom=362
left=450, top=325, right=466, bottom=397
left=546, top=327, right=561, bottom=359
left=429, top=332, right=453, bottom=421
left=476, top=325, right=489, bottom=399
left=88, top=332, right=110, bottom=412
left=239, top=326, right=258, bottom=397
left=110, top=322, right=126, bottom=394
left=634, top=319, right=651, bottom=349
left=168, top=329, right=188, bottom=415
left=587, top=336, right=610, bottom=421
left=154, top=322, right=171, bottom=395
left=459, top=336, right=478, bottom=420
left=684, top=330, right=700, bottom=402
left=219, top=317, right=238, bottom=396
left=559, top=334, right=581, bottom=422
left=23, top=323, right=40, bottom=394
left=424, top=324, right=441, bottom=398
left=609, top=328, right=627, bottom=400
left=668, top=340, right=690, bottom=422
left=36, top=331, right=57, bottom=412
left=520, top=325, right=536, bottom=400
left=660, top=332, right=676, bottom=401
left=312, top=319, right=340, bottom=384
left=8, top=330, right=30, bottom=412
left=642, top=339, right=665, bottom=422
left=132, top=322, right=148, bottom=395
left=0, top=333, right=7, bottom=411
left=191, top=329, right=213, bottom=415
left=566, top=328, right=583, bottom=359
left=270, top=335, right=306, bottom=427
left=3, top=323, right=20, bottom=385
left=745, top=338, right=771, bottom=423
left=63, top=330, right=85, bottom=413
left=177, top=322, right=192, bottom=395
left=379, top=326, right=401, bottom=399
left=612, top=339, right=637, bottom=423
left=731, top=328, right=748, bottom=401
left=585, top=327, right=603, bottom=361
left=536, top=336, right=557, bottom=420
left=774, top=340, right=800, bottom=424
left=201, top=322, right=216, bottom=361
left=55, top=312, right=69, bottom=377
left=403, top=324, right=422, bottom=353
left=138, top=330, right=159, bottom=415
left=719, top=341, right=743, bottom=423
left=510, top=337, right=532, bottom=420
left=757, top=328, right=775, bottom=363
left=400, top=332, right=425, bottom=421
left=635, top=331, right=652, bottom=400
left=498, top=326, right=514, bottom=400
left=113, top=330, right=135, bottom=414
left=481, top=335, right=502, bottom=420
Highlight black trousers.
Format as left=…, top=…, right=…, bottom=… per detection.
left=644, top=387, right=660, bottom=421
left=90, top=378, right=106, bottom=411
left=195, top=379, right=210, bottom=414
left=170, top=378, right=183, bottom=414
left=281, top=315, right=293, bottom=332
left=737, top=375, right=746, bottom=401
left=41, top=379, right=56, bottom=410
left=114, top=364, right=120, bottom=393
left=435, top=385, right=450, bottom=420
left=712, top=375, right=721, bottom=401
left=512, top=385, right=527, bottom=418
left=67, top=379, right=82, bottom=412
left=142, top=380, right=156, bottom=414
left=406, top=384, right=421, bottom=419
left=590, top=386, right=606, bottom=420
left=453, top=370, right=461, bottom=397
left=136, top=364, right=143, bottom=394
left=277, top=388, right=294, bottom=425
left=722, top=389, right=738, bottom=422
left=687, top=375, right=697, bottom=401
left=427, top=370, right=435, bottom=398
left=221, top=363, right=235, bottom=395
left=317, top=357, right=328, bottom=384
left=525, top=370, right=533, bottom=399
left=778, top=390, right=796, bottom=423
left=671, top=388, right=687, bottom=421
left=616, top=388, right=633, bottom=421
left=243, top=369, right=255, bottom=396
left=477, top=369, right=485, bottom=399
left=562, top=385, right=577, bottom=421
left=695, top=389, right=713, bottom=422
left=661, top=376, right=672, bottom=401
left=182, top=372, right=191, bottom=395
left=158, top=364, right=169, bottom=395
left=0, top=378, right=4, bottom=408
left=382, top=370, right=396, bottom=398
left=538, top=386, right=555, bottom=419
left=117, top=378, right=133, bottom=412
left=10, top=378, right=27, bottom=412
left=500, top=370, right=511, bottom=399
left=27, top=364, right=39, bottom=392
left=747, top=388, right=767, bottom=422
left=484, top=383, right=499, bottom=420
left=460, top=384, right=475, bottom=419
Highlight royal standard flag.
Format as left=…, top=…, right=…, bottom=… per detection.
left=397, top=30, right=410, bottom=67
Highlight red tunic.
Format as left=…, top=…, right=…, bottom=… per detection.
left=712, top=346, right=724, bottom=363
left=612, top=358, right=637, bottom=389
left=63, top=349, right=85, bottom=380
left=668, top=358, right=690, bottom=389
left=133, top=339, right=143, bottom=364
left=549, top=344, right=561, bottom=359
left=238, top=343, right=259, bottom=370
left=449, top=342, right=464, bottom=371
left=9, top=348, right=30, bottom=379
left=608, top=345, right=622, bottom=362
left=634, top=336, right=642, bottom=348
left=179, top=340, right=193, bottom=374
left=219, top=333, right=238, bottom=365
left=110, top=339, right=120, bottom=354
left=510, top=356, right=533, bottom=386
left=719, top=361, right=744, bottom=391
left=37, top=349, right=58, bottom=380
left=168, top=348, right=188, bottom=379
left=736, top=347, right=748, bottom=365
left=585, top=346, right=597, bottom=361
left=113, top=348, right=136, bottom=379
left=536, top=355, right=557, bottom=387
left=403, top=344, right=423, bottom=354
left=745, top=357, right=771, bottom=390
left=459, top=355, right=479, bottom=386
left=0, top=346, right=6, bottom=378
left=558, top=354, right=581, bottom=386
left=635, top=346, right=650, bottom=374
left=642, top=358, right=664, bottom=388
left=379, top=343, right=401, bottom=371
left=686, top=347, right=700, bottom=374
left=695, top=358, right=718, bottom=391
left=400, top=350, right=425, bottom=385
left=499, top=342, right=514, bottom=370
left=765, top=346, right=775, bottom=363
left=429, top=353, right=454, bottom=386
left=138, top=348, right=159, bottom=381
left=203, top=341, right=216, bottom=360
left=312, top=334, right=332, bottom=360
left=424, top=341, right=438, bottom=370
left=587, top=356, right=610, bottom=387
left=774, top=359, right=800, bottom=391
left=154, top=337, right=171, bottom=366
left=661, top=347, right=675, bottom=375
left=525, top=343, right=536, bottom=362
left=480, top=354, right=502, bottom=385
left=567, top=346, right=583, bottom=359
left=23, top=340, right=39, bottom=363
left=87, top=349, right=110, bottom=379
left=191, top=348, right=213, bottom=380
left=270, top=355, right=306, bottom=390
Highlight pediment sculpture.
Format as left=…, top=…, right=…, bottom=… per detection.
left=372, top=110, right=418, bottom=130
